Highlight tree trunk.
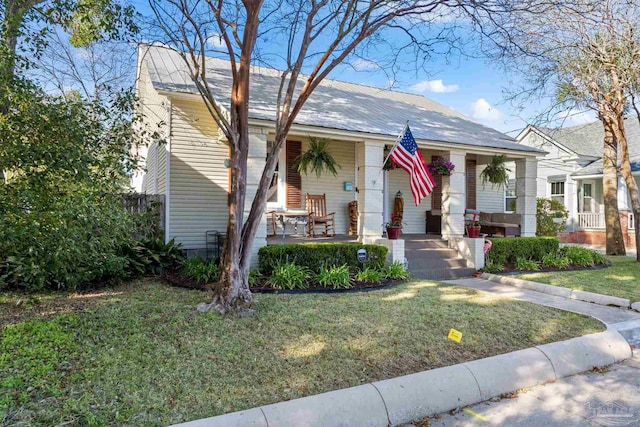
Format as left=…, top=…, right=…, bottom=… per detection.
left=601, top=116, right=626, bottom=255
left=612, top=114, right=640, bottom=261
left=199, top=1, right=263, bottom=314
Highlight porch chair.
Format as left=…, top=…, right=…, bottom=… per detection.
left=306, top=193, right=335, bottom=237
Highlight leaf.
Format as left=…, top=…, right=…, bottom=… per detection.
left=296, top=137, right=341, bottom=179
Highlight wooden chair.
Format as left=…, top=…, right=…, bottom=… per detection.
left=306, top=193, right=335, bottom=237
left=266, top=211, right=277, bottom=237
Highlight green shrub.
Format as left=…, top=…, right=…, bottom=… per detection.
left=0, top=192, right=136, bottom=291
left=124, top=238, right=184, bottom=276
left=181, top=258, right=219, bottom=283
left=487, top=237, right=560, bottom=265
left=268, top=263, right=309, bottom=290
left=258, top=243, right=387, bottom=276
left=591, top=251, right=608, bottom=265
left=483, top=261, right=505, bottom=273
left=248, top=269, right=262, bottom=287
left=317, top=264, right=353, bottom=289
left=536, top=198, right=569, bottom=236
left=355, top=267, right=383, bottom=284
left=541, top=254, right=570, bottom=269
left=384, top=262, right=409, bottom=280
left=515, top=257, right=540, bottom=271
left=561, top=246, right=598, bottom=267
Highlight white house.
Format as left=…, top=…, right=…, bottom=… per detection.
left=133, top=44, right=544, bottom=271
left=517, top=120, right=639, bottom=248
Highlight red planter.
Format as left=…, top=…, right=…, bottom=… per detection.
left=386, top=226, right=402, bottom=240
left=467, top=225, right=481, bottom=238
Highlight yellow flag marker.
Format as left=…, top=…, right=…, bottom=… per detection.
left=463, top=408, right=488, bottom=421
left=448, top=328, right=462, bottom=343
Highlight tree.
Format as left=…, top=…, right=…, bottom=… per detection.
left=149, top=0, right=573, bottom=313
left=493, top=0, right=632, bottom=256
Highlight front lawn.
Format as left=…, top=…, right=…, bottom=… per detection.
left=515, top=256, right=640, bottom=303
left=1, top=279, right=604, bottom=426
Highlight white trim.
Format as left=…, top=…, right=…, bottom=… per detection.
left=164, top=100, right=172, bottom=244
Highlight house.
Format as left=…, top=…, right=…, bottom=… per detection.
left=133, top=44, right=544, bottom=269
left=517, top=120, right=639, bottom=248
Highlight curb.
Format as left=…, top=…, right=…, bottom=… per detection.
left=481, top=273, right=634, bottom=310
left=170, top=329, right=631, bottom=427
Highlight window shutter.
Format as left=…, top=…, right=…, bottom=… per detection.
left=466, top=159, right=476, bottom=210
left=286, top=141, right=302, bottom=208
left=431, top=156, right=443, bottom=211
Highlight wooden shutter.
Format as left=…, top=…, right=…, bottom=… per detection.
left=431, top=156, right=443, bottom=211
left=286, top=141, right=302, bottom=208
left=466, top=159, right=477, bottom=210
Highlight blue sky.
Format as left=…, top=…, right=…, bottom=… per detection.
left=132, top=1, right=597, bottom=136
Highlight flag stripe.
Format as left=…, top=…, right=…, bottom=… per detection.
left=387, top=125, right=435, bottom=205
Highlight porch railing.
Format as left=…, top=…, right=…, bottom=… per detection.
left=578, top=212, right=605, bottom=229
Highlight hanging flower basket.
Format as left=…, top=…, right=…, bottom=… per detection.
left=428, top=157, right=455, bottom=176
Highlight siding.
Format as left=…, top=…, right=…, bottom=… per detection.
left=169, top=99, right=229, bottom=249
left=136, top=58, right=169, bottom=195
left=386, top=149, right=433, bottom=234
left=300, top=139, right=357, bottom=235
left=476, top=155, right=507, bottom=213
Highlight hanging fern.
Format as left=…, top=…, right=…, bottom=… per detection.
left=296, top=137, right=341, bottom=178
left=480, top=155, right=511, bottom=188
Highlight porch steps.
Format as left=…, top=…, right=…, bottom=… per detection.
left=404, top=236, right=476, bottom=280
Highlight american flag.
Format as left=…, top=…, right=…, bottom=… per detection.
left=388, top=125, right=436, bottom=205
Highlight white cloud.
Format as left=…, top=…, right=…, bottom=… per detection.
left=471, top=98, right=503, bottom=121
left=207, top=34, right=226, bottom=49
left=411, top=79, right=459, bottom=94
left=351, top=58, right=379, bottom=71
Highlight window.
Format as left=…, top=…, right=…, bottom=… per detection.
left=582, top=183, right=593, bottom=212
left=505, top=179, right=517, bottom=212
left=550, top=181, right=565, bottom=206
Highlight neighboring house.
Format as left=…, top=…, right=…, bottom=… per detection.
left=133, top=44, right=544, bottom=265
left=517, top=120, right=639, bottom=248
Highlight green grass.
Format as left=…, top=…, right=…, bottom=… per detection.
left=516, top=256, right=640, bottom=303
left=0, top=279, right=604, bottom=426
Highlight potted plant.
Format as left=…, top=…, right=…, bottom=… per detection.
left=479, top=155, right=511, bottom=188
left=465, top=211, right=481, bottom=238
left=427, top=156, right=455, bottom=176
left=296, top=137, right=341, bottom=178
left=385, top=214, right=403, bottom=240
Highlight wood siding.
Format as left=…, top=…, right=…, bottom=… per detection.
left=169, top=99, right=229, bottom=249
left=386, top=149, right=433, bottom=234
left=136, top=59, right=169, bottom=195
left=476, top=155, right=506, bottom=213
left=301, top=139, right=356, bottom=235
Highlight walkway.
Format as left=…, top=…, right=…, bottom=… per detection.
left=420, top=278, right=640, bottom=427
left=444, top=278, right=640, bottom=345
left=427, top=353, right=640, bottom=427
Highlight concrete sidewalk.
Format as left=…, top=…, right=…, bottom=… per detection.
left=443, top=278, right=640, bottom=346
left=427, top=352, right=640, bottom=427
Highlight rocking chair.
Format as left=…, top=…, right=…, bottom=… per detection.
left=306, top=193, right=335, bottom=237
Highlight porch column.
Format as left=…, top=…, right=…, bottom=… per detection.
left=357, top=141, right=384, bottom=243
left=441, top=150, right=467, bottom=241
left=516, top=157, right=537, bottom=237
left=246, top=126, right=268, bottom=266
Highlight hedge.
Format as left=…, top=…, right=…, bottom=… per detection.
left=487, top=237, right=560, bottom=265
left=258, top=243, right=388, bottom=276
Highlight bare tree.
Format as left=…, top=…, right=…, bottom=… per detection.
left=148, top=0, right=573, bottom=314
left=492, top=0, right=635, bottom=255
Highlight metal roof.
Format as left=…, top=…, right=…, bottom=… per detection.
left=141, top=45, right=544, bottom=154
left=538, top=119, right=640, bottom=177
